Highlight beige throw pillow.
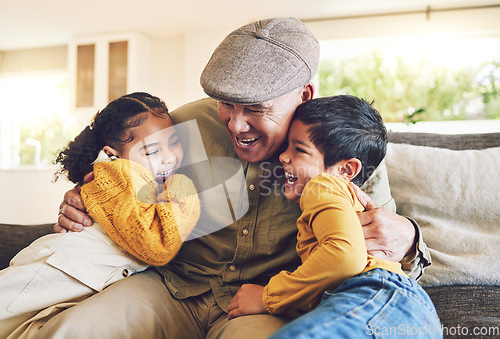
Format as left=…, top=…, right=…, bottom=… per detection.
left=385, top=143, right=500, bottom=286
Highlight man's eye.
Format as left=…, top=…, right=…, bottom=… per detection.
left=245, top=108, right=265, bottom=114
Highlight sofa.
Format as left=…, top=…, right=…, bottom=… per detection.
left=1, top=131, right=499, bottom=338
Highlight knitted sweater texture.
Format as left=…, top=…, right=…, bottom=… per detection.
left=81, top=159, right=200, bottom=266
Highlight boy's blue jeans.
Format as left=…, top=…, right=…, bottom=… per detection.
left=270, top=269, right=442, bottom=338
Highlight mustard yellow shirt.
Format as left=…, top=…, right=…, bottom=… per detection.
left=263, top=174, right=405, bottom=314
left=81, top=159, right=200, bottom=266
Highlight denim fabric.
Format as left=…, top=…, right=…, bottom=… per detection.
left=270, top=269, right=442, bottom=338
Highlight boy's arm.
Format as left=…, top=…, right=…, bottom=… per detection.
left=81, top=160, right=200, bottom=266
left=262, top=177, right=367, bottom=315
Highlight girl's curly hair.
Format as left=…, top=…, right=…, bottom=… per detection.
left=55, top=92, right=169, bottom=184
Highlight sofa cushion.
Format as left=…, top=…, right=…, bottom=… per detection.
left=0, top=223, right=53, bottom=270
left=385, top=143, right=500, bottom=286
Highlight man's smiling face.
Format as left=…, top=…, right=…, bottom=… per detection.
left=217, top=88, right=306, bottom=163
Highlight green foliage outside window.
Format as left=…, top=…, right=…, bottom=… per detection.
left=0, top=71, right=79, bottom=167
left=318, top=51, right=500, bottom=123
left=19, top=112, right=78, bottom=166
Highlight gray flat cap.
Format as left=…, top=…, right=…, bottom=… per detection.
left=200, top=17, right=319, bottom=105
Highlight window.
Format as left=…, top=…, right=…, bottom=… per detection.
left=318, top=34, right=500, bottom=131
left=0, top=70, right=79, bottom=168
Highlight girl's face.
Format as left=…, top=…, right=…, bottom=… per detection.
left=116, top=115, right=183, bottom=184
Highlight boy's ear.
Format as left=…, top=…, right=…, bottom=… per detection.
left=339, top=158, right=362, bottom=181
left=102, top=146, right=120, bottom=158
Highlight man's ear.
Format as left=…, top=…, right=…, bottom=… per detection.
left=339, top=158, right=362, bottom=182
left=300, top=82, right=315, bottom=103
left=102, top=146, right=120, bottom=158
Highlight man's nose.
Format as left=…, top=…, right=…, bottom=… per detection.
left=227, top=106, right=250, bottom=134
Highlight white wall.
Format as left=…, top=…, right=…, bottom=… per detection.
left=149, top=25, right=238, bottom=110
left=306, top=6, right=500, bottom=40
left=0, top=168, right=74, bottom=224
left=149, top=35, right=185, bottom=110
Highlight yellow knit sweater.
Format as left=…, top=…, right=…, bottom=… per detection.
left=81, top=159, right=200, bottom=266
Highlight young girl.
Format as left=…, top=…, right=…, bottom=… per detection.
left=227, top=95, right=441, bottom=338
left=0, top=92, right=200, bottom=338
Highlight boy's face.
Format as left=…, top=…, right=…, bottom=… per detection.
left=279, top=119, right=342, bottom=203
left=119, top=115, right=184, bottom=185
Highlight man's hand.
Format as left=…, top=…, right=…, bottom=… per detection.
left=227, top=284, right=268, bottom=320
left=54, top=172, right=94, bottom=233
left=349, top=183, right=415, bottom=262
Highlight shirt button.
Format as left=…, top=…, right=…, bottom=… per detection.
left=229, top=265, right=236, bottom=271
left=122, top=269, right=129, bottom=277
left=242, top=228, right=249, bottom=235
left=249, top=184, right=255, bottom=191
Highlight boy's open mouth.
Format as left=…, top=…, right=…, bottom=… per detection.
left=285, top=171, right=298, bottom=185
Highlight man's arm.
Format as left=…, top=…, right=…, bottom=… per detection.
left=355, top=189, right=414, bottom=262
left=349, top=183, right=431, bottom=280
left=55, top=172, right=94, bottom=233
left=399, top=217, right=431, bottom=280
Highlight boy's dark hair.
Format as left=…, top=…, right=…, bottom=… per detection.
left=294, top=95, right=387, bottom=186
left=55, top=92, right=169, bottom=185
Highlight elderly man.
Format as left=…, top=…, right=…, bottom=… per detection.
left=46, top=17, right=429, bottom=338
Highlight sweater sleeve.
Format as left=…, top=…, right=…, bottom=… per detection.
left=81, top=159, right=200, bottom=266
left=263, top=175, right=367, bottom=314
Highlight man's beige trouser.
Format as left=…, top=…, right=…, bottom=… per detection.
left=31, top=269, right=288, bottom=339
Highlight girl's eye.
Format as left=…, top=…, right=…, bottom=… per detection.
left=145, top=149, right=159, bottom=156
left=296, top=147, right=307, bottom=154
left=170, top=138, right=180, bottom=147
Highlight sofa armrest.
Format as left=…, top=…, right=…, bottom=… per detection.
left=425, top=285, right=500, bottom=333
left=0, top=223, right=54, bottom=269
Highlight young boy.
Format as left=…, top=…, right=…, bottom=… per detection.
left=227, top=95, right=442, bottom=338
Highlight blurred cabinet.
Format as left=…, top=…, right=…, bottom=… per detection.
left=76, top=44, right=95, bottom=107
left=69, top=32, right=151, bottom=119
left=108, top=41, right=128, bottom=103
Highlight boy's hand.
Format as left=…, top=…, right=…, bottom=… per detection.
left=54, top=172, right=94, bottom=233
left=227, top=284, right=268, bottom=320
left=349, top=183, right=415, bottom=262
